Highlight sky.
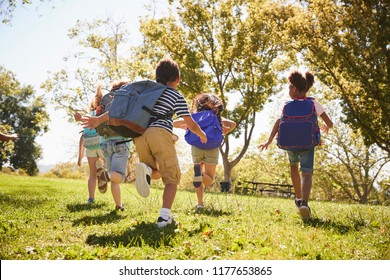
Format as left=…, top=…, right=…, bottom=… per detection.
left=0, top=0, right=172, bottom=170
left=0, top=0, right=277, bottom=172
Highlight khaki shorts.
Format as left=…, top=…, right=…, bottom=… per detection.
left=191, top=146, right=219, bottom=165
left=86, top=147, right=105, bottom=159
left=134, top=127, right=181, bottom=185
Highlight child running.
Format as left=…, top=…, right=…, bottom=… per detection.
left=74, top=85, right=105, bottom=205
left=173, top=93, right=236, bottom=210
left=80, top=80, right=131, bottom=211
left=259, top=70, right=333, bottom=220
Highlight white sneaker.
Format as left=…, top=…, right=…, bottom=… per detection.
left=156, top=216, right=176, bottom=228
left=135, top=163, right=151, bottom=197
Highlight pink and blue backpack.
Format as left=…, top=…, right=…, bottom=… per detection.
left=277, top=97, right=320, bottom=151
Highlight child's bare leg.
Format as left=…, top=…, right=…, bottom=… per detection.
left=162, top=183, right=177, bottom=209
left=87, top=157, right=98, bottom=200
left=301, top=172, right=313, bottom=202
left=196, top=185, right=205, bottom=206
left=290, top=164, right=302, bottom=199
left=109, top=171, right=123, bottom=207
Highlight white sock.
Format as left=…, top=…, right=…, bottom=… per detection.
left=160, top=208, right=171, bottom=220
left=96, top=160, right=103, bottom=169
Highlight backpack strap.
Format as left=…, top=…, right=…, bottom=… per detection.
left=114, top=139, right=132, bottom=145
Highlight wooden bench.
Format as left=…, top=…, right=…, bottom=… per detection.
left=236, top=181, right=295, bottom=198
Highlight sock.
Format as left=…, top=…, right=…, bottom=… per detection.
left=96, top=160, right=103, bottom=169
left=160, top=208, right=171, bottom=220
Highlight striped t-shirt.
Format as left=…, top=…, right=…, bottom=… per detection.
left=149, top=87, right=190, bottom=132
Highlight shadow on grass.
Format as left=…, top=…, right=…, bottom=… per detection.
left=67, top=202, right=106, bottom=212
left=72, top=210, right=128, bottom=226
left=0, top=193, right=48, bottom=209
left=85, top=221, right=177, bottom=248
left=194, top=208, right=232, bottom=217
left=304, top=217, right=356, bottom=234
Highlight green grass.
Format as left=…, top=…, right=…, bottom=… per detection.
left=0, top=173, right=389, bottom=260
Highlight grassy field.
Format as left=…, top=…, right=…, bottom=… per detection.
left=0, top=173, right=389, bottom=260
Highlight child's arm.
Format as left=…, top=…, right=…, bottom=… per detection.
left=81, top=111, right=108, bottom=129
left=182, top=115, right=207, bottom=143
left=221, top=118, right=237, bottom=136
left=77, top=134, right=84, bottom=167
left=173, top=118, right=187, bottom=130
left=0, top=132, right=18, bottom=142
left=319, top=112, right=333, bottom=133
left=258, top=119, right=280, bottom=151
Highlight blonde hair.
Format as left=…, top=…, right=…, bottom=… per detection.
left=111, top=79, right=130, bottom=91
left=88, top=80, right=130, bottom=111
left=89, top=83, right=103, bottom=111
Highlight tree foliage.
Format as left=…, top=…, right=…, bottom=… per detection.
left=317, top=116, right=390, bottom=204
left=285, top=0, right=390, bottom=154
left=0, top=0, right=53, bottom=24
left=0, top=66, right=49, bottom=175
left=42, top=18, right=142, bottom=119
left=139, top=0, right=294, bottom=180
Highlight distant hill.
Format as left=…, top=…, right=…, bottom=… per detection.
left=38, top=164, right=55, bottom=174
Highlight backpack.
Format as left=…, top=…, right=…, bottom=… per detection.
left=107, top=80, right=170, bottom=138
left=184, top=110, right=223, bottom=150
left=82, top=128, right=100, bottom=149
left=277, top=97, right=320, bottom=151
left=95, top=90, right=121, bottom=138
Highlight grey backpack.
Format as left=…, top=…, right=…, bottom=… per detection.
left=108, top=80, right=171, bottom=138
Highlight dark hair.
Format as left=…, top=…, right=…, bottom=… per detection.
left=194, top=93, right=224, bottom=123
left=155, top=58, right=180, bottom=85
left=305, top=71, right=314, bottom=92
left=288, top=70, right=307, bottom=92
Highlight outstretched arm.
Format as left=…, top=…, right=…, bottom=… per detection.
left=221, top=118, right=237, bottom=136
left=0, top=132, right=18, bottom=142
left=173, top=118, right=187, bottom=130
left=319, top=112, right=333, bottom=133
left=258, top=119, right=280, bottom=151
left=182, top=115, right=207, bottom=143
left=81, top=111, right=108, bottom=129
left=77, top=134, right=84, bottom=167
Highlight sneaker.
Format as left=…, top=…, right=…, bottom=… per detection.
left=294, top=198, right=302, bottom=209
left=87, top=198, right=95, bottom=204
left=97, top=168, right=109, bottom=194
left=156, top=216, right=176, bottom=228
left=196, top=204, right=205, bottom=210
left=299, top=200, right=311, bottom=220
left=193, top=164, right=202, bottom=188
left=115, top=204, right=125, bottom=211
left=135, top=163, right=151, bottom=197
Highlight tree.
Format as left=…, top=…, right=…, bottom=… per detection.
left=42, top=18, right=141, bottom=120
left=0, top=0, right=53, bottom=24
left=42, top=18, right=147, bottom=181
left=138, top=0, right=294, bottom=181
left=285, top=0, right=390, bottom=154
left=317, top=116, right=390, bottom=204
left=0, top=66, right=49, bottom=175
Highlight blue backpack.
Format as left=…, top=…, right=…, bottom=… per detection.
left=277, top=97, right=320, bottom=151
left=95, top=90, right=121, bottom=138
left=108, top=80, right=170, bottom=138
left=185, top=110, right=223, bottom=150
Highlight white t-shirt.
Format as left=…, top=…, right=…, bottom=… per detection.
left=280, top=97, right=325, bottom=116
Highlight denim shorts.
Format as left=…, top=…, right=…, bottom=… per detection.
left=100, top=139, right=130, bottom=179
left=287, top=149, right=315, bottom=174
